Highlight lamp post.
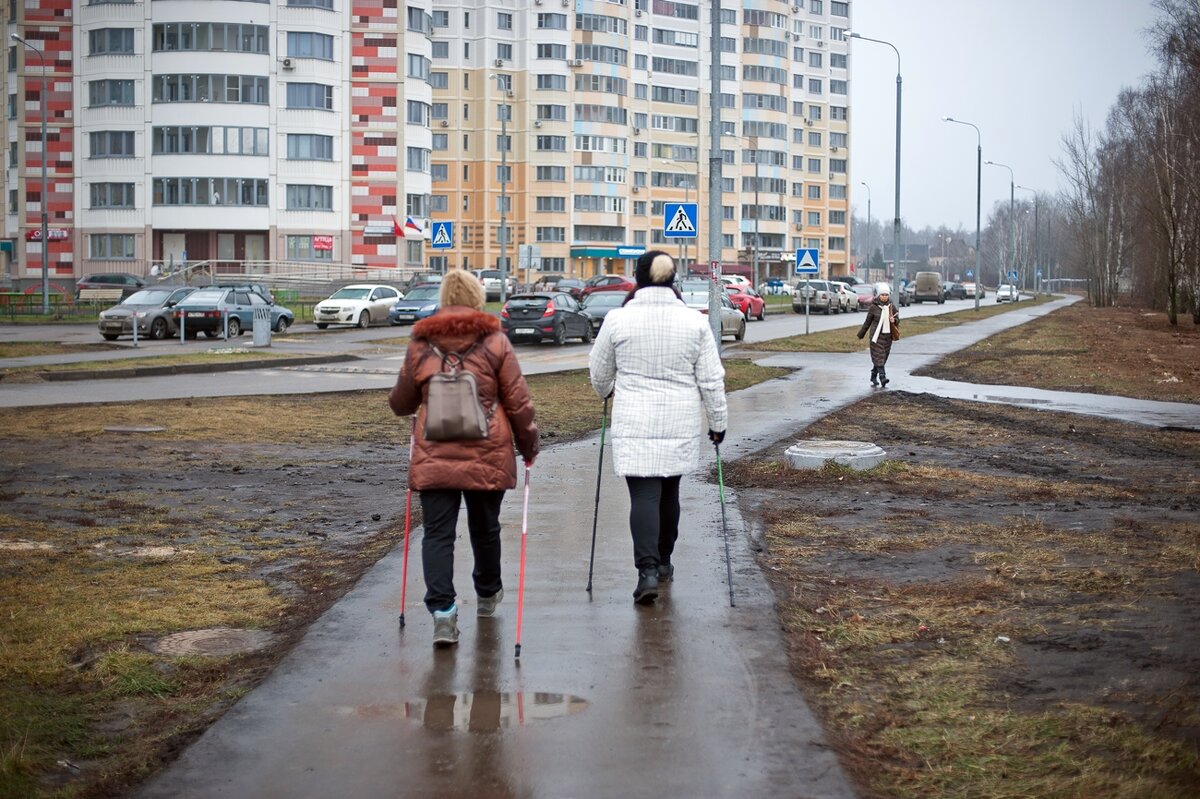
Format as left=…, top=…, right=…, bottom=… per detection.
left=849, top=32, right=902, bottom=300
left=942, top=117, right=982, bottom=310
left=1017, top=184, right=1039, bottom=293
left=735, top=137, right=762, bottom=289
left=11, top=33, right=49, bottom=315
left=985, top=159, right=1015, bottom=295
left=491, top=74, right=510, bottom=302
left=859, top=180, right=871, bottom=277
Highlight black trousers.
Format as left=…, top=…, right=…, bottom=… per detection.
left=419, top=489, right=505, bottom=613
left=625, top=476, right=682, bottom=570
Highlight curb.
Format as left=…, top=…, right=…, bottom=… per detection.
left=30, top=354, right=362, bottom=382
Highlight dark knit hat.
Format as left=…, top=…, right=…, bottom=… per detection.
left=635, top=250, right=676, bottom=288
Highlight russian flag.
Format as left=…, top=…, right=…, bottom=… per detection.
left=397, top=216, right=423, bottom=237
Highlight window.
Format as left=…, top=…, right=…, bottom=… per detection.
left=808, top=51, right=823, bottom=68
left=89, top=131, right=135, bottom=158
left=536, top=135, right=567, bottom=151
left=651, top=56, right=697, bottom=76
left=537, top=104, right=567, bottom=121
left=808, top=184, right=823, bottom=200
left=830, top=27, right=847, bottom=41
left=574, top=225, right=626, bottom=243
left=287, top=31, right=333, bottom=60
left=807, top=211, right=821, bottom=226
left=287, top=235, right=333, bottom=261
left=536, top=165, right=566, bottom=181
left=407, top=54, right=430, bottom=80
left=431, top=164, right=448, bottom=181
left=88, top=79, right=135, bottom=107
left=90, top=28, right=134, bottom=55
left=536, top=196, right=566, bottom=212
left=743, top=37, right=787, bottom=57
left=576, top=14, right=628, bottom=34
left=576, top=43, right=627, bottom=65
left=432, top=10, right=449, bottom=27
left=808, top=131, right=822, bottom=147
left=830, top=158, right=847, bottom=173
left=431, top=102, right=448, bottom=119
left=831, top=79, right=847, bottom=94
left=807, top=158, right=822, bottom=173
left=829, top=237, right=846, bottom=251
left=831, top=1, right=849, bottom=16
left=406, top=6, right=432, bottom=32
left=808, top=24, right=824, bottom=39
left=651, top=1, right=699, bottom=19
left=654, top=29, right=699, bottom=48
left=431, top=41, right=449, bottom=59
left=829, top=184, right=846, bottom=199
left=743, top=65, right=786, bottom=84
left=831, top=53, right=847, bottom=69
left=497, top=11, right=512, bottom=29
left=153, top=126, right=268, bottom=155
left=808, top=78, right=823, bottom=94
left=575, top=74, right=627, bottom=95
left=153, top=177, right=269, bottom=206
left=152, top=23, right=269, bottom=54
left=152, top=75, right=269, bottom=104
left=289, top=0, right=334, bottom=8
left=831, top=105, right=847, bottom=121
left=429, top=71, right=448, bottom=89
left=744, top=121, right=787, bottom=139
left=431, top=134, right=448, bottom=151
left=287, top=133, right=332, bottom=160
left=536, top=226, right=565, bottom=242
left=537, top=74, right=567, bottom=91
left=286, top=184, right=332, bottom=211
left=90, top=234, right=135, bottom=259
left=575, top=166, right=626, bottom=183
left=496, top=135, right=511, bottom=152
left=90, top=183, right=135, bottom=209
left=575, top=104, right=627, bottom=124
left=497, top=43, right=512, bottom=60
left=536, top=43, right=567, bottom=59
left=407, top=147, right=430, bottom=171
left=538, top=13, right=567, bottom=29
left=810, top=0, right=823, bottom=13
left=286, top=82, right=333, bottom=110
left=497, top=164, right=511, bottom=183
left=829, top=210, right=846, bottom=225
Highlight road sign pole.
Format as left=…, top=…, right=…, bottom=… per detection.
left=805, top=277, right=811, bottom=336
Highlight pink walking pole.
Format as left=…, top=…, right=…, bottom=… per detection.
left=399, top=433, right=415, bottom=629
left=514, top=465, right=531, bottom=659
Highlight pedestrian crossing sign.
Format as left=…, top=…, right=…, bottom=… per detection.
left=663, top=203, right=698, bottom=239
left=431, top=221, right=453, bottom=249
left=794, top=248, right=820, bottom=274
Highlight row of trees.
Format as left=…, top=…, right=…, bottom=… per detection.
left=1057, top=0, right=1200, bottom=322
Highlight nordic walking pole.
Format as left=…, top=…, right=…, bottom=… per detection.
left=714, top=442, right=736, bottom=608
left=586, top=396, right=609, bottom=593
left=398, top=433, right=415, bottom=628
left=514, top=464, right=531, bottom=659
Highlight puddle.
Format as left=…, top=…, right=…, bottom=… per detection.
left=354, top=692, right=588, bottom=733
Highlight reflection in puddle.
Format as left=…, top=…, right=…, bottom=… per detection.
left=403, top=692, right=588, bottom=733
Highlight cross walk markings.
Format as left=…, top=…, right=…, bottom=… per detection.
left=665, top=206, right=696, bottom=234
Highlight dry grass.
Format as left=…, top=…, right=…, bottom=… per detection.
left=0, top=342, right=122, bottom=358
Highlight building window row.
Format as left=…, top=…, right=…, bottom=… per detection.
left=153, top=126, right=269, bottom=156
left=89, top=28, right=135, bottom=56
left=89, top=130, right=135, bottom=158
left=286, top=184, right=332, bottom=210
left=287, top=31, right=334, bottom=60
left=152, top=177, right=269, bottom=206
left=152, top=74, right=269, bottom=105
left=90, top=233, right=136, bottom=259
left=152, top=23, right=269, bottom=54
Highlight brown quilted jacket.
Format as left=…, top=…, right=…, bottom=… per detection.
left=388, top=307, right=539, bottom=491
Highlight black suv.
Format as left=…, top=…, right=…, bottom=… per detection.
left=74, top=272, right=146, bottom=300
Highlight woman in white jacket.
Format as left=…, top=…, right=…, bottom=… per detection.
left=588, top=251, right=728, bottom=604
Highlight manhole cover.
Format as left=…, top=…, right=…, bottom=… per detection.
left=103, top=426, right=167, bottom=434
left=785, top=439, right=887, bottom=471
left=152, top=628, right=277, bottom=657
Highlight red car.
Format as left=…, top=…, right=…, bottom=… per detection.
left=724, top=285, right=766, bottom=321
left=580, top=274, right=636, bottom=298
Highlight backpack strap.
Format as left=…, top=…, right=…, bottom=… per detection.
left=427, top=338, right=495, bottom=419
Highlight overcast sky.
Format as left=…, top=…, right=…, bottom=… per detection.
left=848, top=0, right=1160, bottom=232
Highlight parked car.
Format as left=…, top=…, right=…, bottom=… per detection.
left=792, top=279, right=837, bottom=314
left=852, top=283, right=877, bottom=311
left=501, top=292, right=593, bottom=344
left=75, top=272, right=147, bottom=301
left=910, top=271, right=945, bottom=304
left=682, top=290, right=745, bottom=341
left=962, top=282, right=986, bottom=299
left=387, top=285, right=441, bottom=325
left=556, top=278, right=587, bottom=300
left=996, top=284, right=1020, bottom=303
left=97, top=287, right=195, bottom=341
left=398, top=272, right=443, bottom=294
left=475, top=269, right=516, bottom=301
left=829, top=274, right=865, bottom=286
left=897, top=283, right=913, bottom=306
left=314, top=284, right=403, bottom=329
left=581, top=291, right=626, bottom=332
left=830, top=281, right=858, bottom=313
left=720, top=275, right=753, bottom=290
left=760, top=278, right=795, bottom=296
left=208, top=282, right=275, bottom=304
left=724, top=284, right=767, bottom=321
left=580, top=274, right=636, bottom=298
left=173, top=287, right=294, bottom=337
left=942, top=281, right=968, bottom=300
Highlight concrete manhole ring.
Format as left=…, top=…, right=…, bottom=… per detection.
left=785, top=439, right=887, bottom=471
left=152, top=628, right=277, bottom=657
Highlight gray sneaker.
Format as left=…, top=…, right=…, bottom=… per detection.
left=477, top=589, right=504, bottom=618
left=432, top=605, right=459, bottom=646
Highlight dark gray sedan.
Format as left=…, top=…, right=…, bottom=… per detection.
left=501, top=292, right=593, bottom=345
left=580, top=291, right=626, bottom=332
left=97, top=287, right=195, bottom=341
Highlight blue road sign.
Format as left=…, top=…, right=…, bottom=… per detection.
left=965, top=269, right=974, bottom=278
left=663, top=203, right=698, bottom=238
left=1009, top=270, right=1018, bottom=281
left=794, top=248, right=820, bottom=275
left=1036, top=269, right=1043, bottom=277
left=430, top=221, right=453, bottom=249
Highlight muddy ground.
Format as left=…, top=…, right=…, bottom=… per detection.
left=725, top=390, right=1200, bottom=797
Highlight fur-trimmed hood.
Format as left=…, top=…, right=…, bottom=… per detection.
left=412, top=306, right=501, bottom=350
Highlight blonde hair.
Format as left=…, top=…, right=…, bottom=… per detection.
left=649, top=253, right=675, bottom=284
left=439, top=269, right=486, bottom=311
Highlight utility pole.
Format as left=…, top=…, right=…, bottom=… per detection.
left=706, top=0, right=723, bottom=346
left=752, top=157, right=760, bottom=290
left=494, top=74, right=510, bottom=303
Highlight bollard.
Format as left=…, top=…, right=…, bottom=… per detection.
left=180, top=312, right=186, bottom=345
left=132, top=311, right=139, bottom=348
left=223, top=308, right=229, bottom=340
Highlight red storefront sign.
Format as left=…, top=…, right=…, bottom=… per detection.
left=312, top=235, right=334, bottom=251
left=25, top=228, right=70, bottom=242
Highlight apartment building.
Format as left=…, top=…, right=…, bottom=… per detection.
left=428, top=0, right=852, bottom=281
left=2, top=0, right=849, bottom=288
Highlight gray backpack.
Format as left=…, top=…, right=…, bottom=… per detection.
left=423, top=342, right=490, bottom=441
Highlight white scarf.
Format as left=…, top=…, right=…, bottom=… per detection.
left=872, top=303, right=891, bottom=343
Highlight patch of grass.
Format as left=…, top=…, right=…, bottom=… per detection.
left=753, top=294, right=1055, bottom=352
left=0, top=342, right=123, bottom=358
left=0, top=348, right=299, bottom=380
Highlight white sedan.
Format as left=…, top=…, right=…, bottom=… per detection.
left=314, top=284, right=404, bottom=329
left=995, top=284, right=1020, bottom=303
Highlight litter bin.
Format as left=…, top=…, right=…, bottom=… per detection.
left=252, top=306, right=272, bottom=347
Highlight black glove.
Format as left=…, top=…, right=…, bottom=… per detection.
left=709, top=429, right=725, bottom=445
left=857, top=332, right=864, bottom=340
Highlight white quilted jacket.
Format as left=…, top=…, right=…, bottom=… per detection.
left=588, top=286, right=728, bottom=477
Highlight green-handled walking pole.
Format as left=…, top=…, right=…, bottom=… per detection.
left=714, top=442, right=735, bottom=607
left=586, top=396, right=609, bottom=593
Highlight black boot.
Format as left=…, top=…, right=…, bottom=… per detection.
left=870, top=367, right=878, bottom=387
left=658, top=561, right=674, bottom=582
left=633, top=568, right=659, bottom=604
left=879, top=367, right=889, bottom=387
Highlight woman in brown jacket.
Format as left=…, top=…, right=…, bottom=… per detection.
left=856, top=283, right=900, bottom=387
left=389, top=270, right=539, bottom=646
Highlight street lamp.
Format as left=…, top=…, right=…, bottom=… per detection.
left=848, top=32, right=902, bottom=300
left=735, top=136, right=763, bottom=289
left=859, top=181, right=871, bottom=276
left=985, top=159, right=1015, bottom=295
left=11, top=33, right=49, bottom=315
left=942, top=117, right=982, bottom=310
left=1016, top=184, right=1039, bottom=294
left=491, top=73, right=511, bottom=302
